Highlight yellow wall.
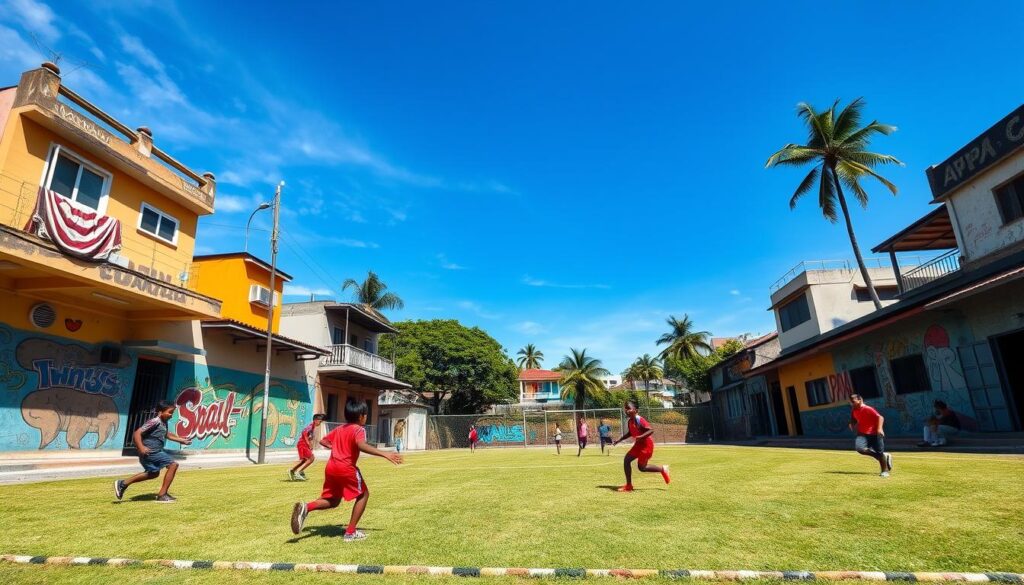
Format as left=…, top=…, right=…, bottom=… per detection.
left=778, top=352, right=836, bottom=416
left=0, top=292, right=129, bottom=344
left=191, top=256, right=285, bottom=332
left=0, top=115, right=199, bottom=283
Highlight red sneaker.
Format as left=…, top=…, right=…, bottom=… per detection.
left=661, top=465, right=671, bottom=485
left=616, top=485, right=634, bottom=492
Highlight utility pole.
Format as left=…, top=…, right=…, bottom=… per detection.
left=257, top=181, right=284, bottom=464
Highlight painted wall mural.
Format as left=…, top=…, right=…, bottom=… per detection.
left=0, top=325, right=136, bottom=451
left=167, top=363, right=313, bottom=451
left=798, top=320, right=977, bottom=437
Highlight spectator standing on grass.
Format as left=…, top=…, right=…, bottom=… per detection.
left=394, top=419, right=406, bottom=453
left=468, top=424, right=479, bottom=452
left=554, top=423, right=562, bottom=455
left=598, top=419, right=613, bottom=454
left=920, top=400, right=961, bottom=447
left=849, top=394, right=893, bottom=477
left=290, top=398, right=402, bottom=541
left=577, top=417, right=588, bottom=457
left=113, top=400, right=192, bottom=504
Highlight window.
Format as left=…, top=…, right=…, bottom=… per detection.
left=849, top=366, right=881, bottom=399
left=43, top=145, right=111, bottom=213
left=995, top=173, right=1024, bottom=225
left=726, top=387, right=745, bottom=418
left=855, top=286, right=900, bottom=302
left=778, top=293, right=811, bottom=332
left=137, top=203, right=179, bottom=245
left=805, top=377, right=831, bottom=407
left=331, top=327, right=345, bottom=345
left=891, top=354, right=931, bottom=395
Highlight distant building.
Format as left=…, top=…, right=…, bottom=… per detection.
left=710, top=333, right=781, bottom=439
left=518, top=369, right=564, bottom=408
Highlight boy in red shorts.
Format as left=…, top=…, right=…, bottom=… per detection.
left=290, top=399, right=401, bottom=541
left=290, top=413, right=325, bottom=481
left=612, top=399, right=670, bottom=492
left=468, top=424, right=479, bottom=452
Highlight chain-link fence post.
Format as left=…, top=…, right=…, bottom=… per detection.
left=522, top=408, right=528, bottom=448
left=543, top=410, right=548, bottom=446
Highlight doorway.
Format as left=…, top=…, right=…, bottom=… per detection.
left=751, top=393, right=771, bottom=436
left=123, top=358, right=173, bottom=451
left=995, top=330, right=1024, bottom=430
left=785, top=385, right=804, bottom=436
left=769, top=381, right=789, bottom=436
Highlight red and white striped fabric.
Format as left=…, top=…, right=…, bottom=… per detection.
left=25, top=187, right=122, bottom=260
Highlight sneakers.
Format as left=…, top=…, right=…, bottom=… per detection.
left=113, top=480, right=126, bottom=501
left=880, top=471, right=890, bottom=478
left=885, top=453, right=894, bottom=473
left=661, top=465, right=671, bottom=485
left=343, top=530, right=368, bottom=542
left=290, top=502, right=307, bottom=535
left=289, top=470, right=296, bottom=481
left=155, top=493, right=177, bottom=504
left=297, top=471, right=308, bottom=481
left=616, top=485, right=634, bottom=492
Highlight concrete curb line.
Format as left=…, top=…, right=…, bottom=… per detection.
left=2, top=554, right=1022, bottom=581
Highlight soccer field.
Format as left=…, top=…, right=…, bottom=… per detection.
left=1, top=445, right=1022, bottom=582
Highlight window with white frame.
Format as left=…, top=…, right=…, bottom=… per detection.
left=42, top=144, right=111, bottom=213
left=137, top=203, right=179, bottom=245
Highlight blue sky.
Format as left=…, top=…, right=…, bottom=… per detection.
left=2, top=1, right=1023, bottom=373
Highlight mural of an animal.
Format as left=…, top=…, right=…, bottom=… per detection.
left=21, top=388, right=119, bottom=449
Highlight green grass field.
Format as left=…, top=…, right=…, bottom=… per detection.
left=1, top=445, right=1022, bottom=583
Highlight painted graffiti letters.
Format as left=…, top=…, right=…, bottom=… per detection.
left=51, top=103, right=112, bottom=145
left=477, top=425, right=525, bottom=444
left=928, top=104, right=1024, bottom=198
left=174, top=386, right=243, bottom=440
left=98, top=260, right=188, bottom=303
left=827, top=371, right=854, bottom=403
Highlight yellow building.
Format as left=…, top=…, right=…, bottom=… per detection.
left=191, top=252, right=291, bottom=332
left=0, top=63, right=224, bottom=452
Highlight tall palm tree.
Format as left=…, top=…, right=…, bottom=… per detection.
left=341, top=270, right=405, bottom=312
left=558, top=348, right=610, bottom=415
left=631, top=354, right=664, bottom=397
left=766, top=98, right=903, bottom=310
left=657, top=315, right=712, bottom=362
left=516, top=344, right=544, bottom=370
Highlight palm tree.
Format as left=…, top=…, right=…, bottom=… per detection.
left=657, top=315, right=712, bottom=362
left=516, top=344, right=544, bottom=370
left=766, top=98, right=903, bottom=310
left=631, top=354, right=664, bottom=397
left=341, top=270, right=405, bottom=312
left=558, top=348, right=610, bottom=415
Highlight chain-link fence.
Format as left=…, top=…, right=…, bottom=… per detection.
left=427, top=406, right=716, bottom=450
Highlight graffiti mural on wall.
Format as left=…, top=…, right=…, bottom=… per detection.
left=800, top=322, right=975, bottom=437
left=477, top=424, right=525, bottom=444
left=0, top=326, right=135, bottom=451
left=168, top=364, right=312, bottom=450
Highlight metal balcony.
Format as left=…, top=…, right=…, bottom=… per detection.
left=320, top=344, right=396, bottom=378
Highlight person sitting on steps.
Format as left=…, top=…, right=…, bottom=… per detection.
left=919, top=400, right=961, bottom=448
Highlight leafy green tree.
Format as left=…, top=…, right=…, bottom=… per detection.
left=664, top=339, right=745, bottom=400
left=629, top=354, right=664, bottom=402
left=558, top=348, right=609, bottom=413
left=766, top=98, right=903, bottom=310
left=342, top=270, right=405, bottom=312
left=516, top=344, right=544, bottom=370
left=379, top=320, right=518, bottom=413
left=656, top=315, right=712, bottom=361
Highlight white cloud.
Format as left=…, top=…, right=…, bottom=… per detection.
left=522, top=275, right=610, bottom=290
left=457, top=300, right=501, bottom=320
left=0, top=25, right=41, bottom=71
left=119, top=34, right=166, bottom=73
left=284, top=284, right=334, bottom=298
left=513, top=321, right=546, bottom=335
left=336, top=238, right=379, bottom=249
left=1, top=0, right=58, bottom=42
left=214, top=193, right=265, bottom=214
left=436, top=253, right=467, bottom=270
left=729, top=289, right=741, bottom=296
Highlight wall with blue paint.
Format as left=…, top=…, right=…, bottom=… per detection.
left=0, top=324, right=138, bottom=451
left=797, top=313, right=977, bottom=437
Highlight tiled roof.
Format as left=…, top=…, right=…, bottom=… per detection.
left=518, top=368, right=561, bottom=381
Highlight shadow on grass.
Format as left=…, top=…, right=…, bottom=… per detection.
left=824, top=470, right=876, bottom=475
left=286, top=524, right=381, bottom=543
left=595, top=485, right=666, bottom=491
left=110, top=493, right=160, bottom=504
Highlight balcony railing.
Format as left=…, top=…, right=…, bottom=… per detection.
left=769, top=256, right=928, bottom=294
left=901, top=249, right=960, bottom=294
left=520, top=392, right=562, bottom=402
left=321, top=344, right=396, bottom=378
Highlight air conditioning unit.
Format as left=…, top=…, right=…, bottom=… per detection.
left=248, top=284, right=275, bottom=307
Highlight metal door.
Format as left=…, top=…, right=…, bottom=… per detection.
left=123, top=359, right=173, bottom=449
left=958, top=341, right=1013, bottom=431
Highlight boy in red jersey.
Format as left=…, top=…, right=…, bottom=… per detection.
left=468, top=424, right=479, bottom=452
left=289, top=414, right=325, bottom=481
left=612, top=400, right=670, bottom=492
left=849, top=394, right=893, bottom=477
left=290, top=399, right=401, bottom=541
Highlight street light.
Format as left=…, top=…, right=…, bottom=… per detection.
left=244, top=202, right=272, bottom=253
left=257, top=181, right=284, bottom=464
